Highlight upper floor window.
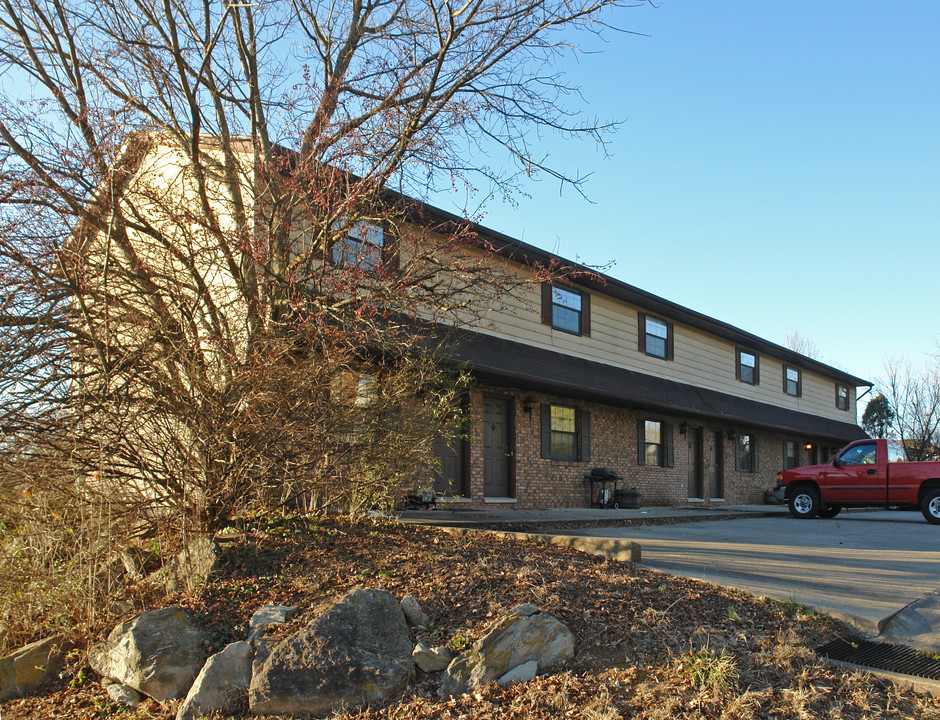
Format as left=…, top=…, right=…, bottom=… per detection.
left=540, top=403, right=590, bottom=461
left=736, top=349, right=759, bottom=385
left=784, top=365, right=801, bottom=397
left=332, top=221, right=385, bottom=270
left=637, top=312, right=673, bottom=360
left=735, top=432, right=758, bottom=472
left=836, top=383, right=850, bottom=411
left=541, top=283, right=590, bottom=337
left=637, top=418, right=674, bottom=467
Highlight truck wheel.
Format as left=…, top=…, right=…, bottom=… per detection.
left=788, top=486, right=820, bottom=519
left=819, top=504, right=842, bottom=519
left=920, top=489, right=940, bottom=525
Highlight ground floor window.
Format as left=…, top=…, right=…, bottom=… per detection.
left=784, top=440, right=800, bottom=469
left=540, top=403, right=590, bottom=462
left=637, top=419, right=674, bottom=467
left=735, top=433, right=758, bottom=472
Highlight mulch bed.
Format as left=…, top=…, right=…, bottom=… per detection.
left=3, top=515, right=939, bottom=719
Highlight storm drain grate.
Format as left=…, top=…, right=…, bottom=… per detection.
left=817, top=638, right=940, bottom=681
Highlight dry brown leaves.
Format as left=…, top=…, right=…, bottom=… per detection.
left=3, top=515, right=940, bottom=720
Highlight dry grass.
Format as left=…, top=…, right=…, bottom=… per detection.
left=2, top=515, right=940, bottom=720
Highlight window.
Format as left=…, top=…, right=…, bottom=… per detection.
left=541, top=284, right=589, bottom=336
left=332, top=221, right=385, bottom=270
left=784, top=366, right=801, bottom=397
left=637, top=312, right=673, bottom=360
left=735, top=433, right=757, bottom=472
left=837, top=442, right=876, bottom=465
left=836, top=383, right=850, bottom=411
left=783, top=440, right=799, bottom=470
left=736, top=349, right=759, bottom=385
left=637, top=419, right=674, bottom=467
left=887, top=440, right=907, bottom=463
left=540, top=403, right=590, bottom=461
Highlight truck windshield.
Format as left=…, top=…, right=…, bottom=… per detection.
left=887, top=439, right=907, bottom=463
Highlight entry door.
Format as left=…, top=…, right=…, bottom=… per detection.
left=432, top=435, right=465, bottom=496
left=687, top=427, right=704, bottom=499
left=710, top=430, right=725, bottom=499
left=483, top=396, right=511, bottom=497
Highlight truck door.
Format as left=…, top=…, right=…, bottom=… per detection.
left=820, top=441, right=884, bottom=504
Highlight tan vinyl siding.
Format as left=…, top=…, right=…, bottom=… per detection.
left=470, top=275, right=856, bottom=422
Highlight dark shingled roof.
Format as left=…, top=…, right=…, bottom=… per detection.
left=443, top=330, right=868, bottom=444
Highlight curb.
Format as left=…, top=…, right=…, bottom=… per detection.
left=435, top=525, right=641, bottom=563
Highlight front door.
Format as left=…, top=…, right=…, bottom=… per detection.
left=432, top=435, right=466, bottom=496
left=483, top=396, right=511, bottom=497
left=688, top=427, right=704, bottom=499
left=710, top=430, right=725, bottom=499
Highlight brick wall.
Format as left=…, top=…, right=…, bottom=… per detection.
left=452, top=382, right=795, bottom=510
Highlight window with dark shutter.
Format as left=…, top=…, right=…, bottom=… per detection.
left=736, top=349, right=759, bottom=385
left=540, top=283, right=587, bottom=336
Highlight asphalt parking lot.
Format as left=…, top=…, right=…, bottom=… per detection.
left=562, top=509, right=940, bottom=649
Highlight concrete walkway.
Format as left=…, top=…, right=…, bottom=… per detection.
left=398, top=504, right=940, bottom=654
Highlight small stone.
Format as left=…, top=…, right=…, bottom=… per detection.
left=412, top=642, right=453, bottom=673
left=498, top=660, right=538, bottom=686
left=400, top=595, right=429, bottom=627
left=102, top=678, right=145, bottom=708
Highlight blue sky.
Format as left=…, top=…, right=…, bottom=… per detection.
left=437, top=1, right=940, bottom=400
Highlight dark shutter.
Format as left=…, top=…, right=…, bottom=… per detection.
left=666, top=321, right=675, bottom=360
left=638, top=312, right=647, bottom=353
left=735, top=349, right=742, bottom=381
left=541, top=283, right=553, bottom=326
left=637, top=418, right=646, bottom=466
left=540, top=403, right=552, bottom=459
left=782, top=368, right=788, bottom=394
left=665, top=423, right=675, bottom=467
left=581, top=292, right=591, bottom=337
left=579, top=409, right=591, bottom=461
left=753, top=436, right=759, bottom=472
left=753, top=355, right=760, bottom=385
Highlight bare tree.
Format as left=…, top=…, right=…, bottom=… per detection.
left=785, top=330, right=821, bottom=361
left=881, top=355, right=940, bottom=461
left=0, top=0, right=646, bottom=532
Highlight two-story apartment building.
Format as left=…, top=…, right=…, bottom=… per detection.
left=82, top=134, right=869, bottom=513
left=417, top=208, right=870, bottom=509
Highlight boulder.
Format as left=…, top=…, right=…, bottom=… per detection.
left=89, top=606, right=207, bottom=702
left=439, top=604, right=574, bottom=697
left=176, top=640, right=251, bottom=720
left=412, top=642, right=453, bottom=673
left=0, top=634, right=69, bottom=701
left=148, top=536, right=220, bottom=595
left=249, top=588, right=413, bottom=717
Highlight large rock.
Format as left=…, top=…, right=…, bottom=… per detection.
left=439, top=604, right=574, bottom=697
left=89, top=606, right=208, bottom=702
left=0, top=634, right=69, bottom=701
left=148, top=536, right=220, bottom=595
left=176, top=640, right=251, bottom=720
left=249, top=588, right=413, bottom=717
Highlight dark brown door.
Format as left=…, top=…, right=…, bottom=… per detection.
left=688, top=427, right=704, bottom=499
left=483, top=396, right=511, bottom=497
left=710, top=430, right=724, bottom=499
left=432, top=435, right=465, bottom=496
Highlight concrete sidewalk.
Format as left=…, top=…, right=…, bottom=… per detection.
left=397, top=502, right=787, bottom=527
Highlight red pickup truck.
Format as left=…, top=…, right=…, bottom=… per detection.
left=776, top=438, right=940, bottom=524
